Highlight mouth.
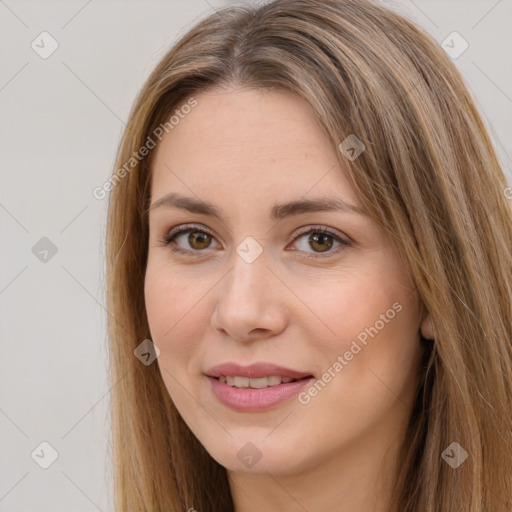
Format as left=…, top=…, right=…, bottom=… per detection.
left=205, top=362, right=314, bottom=411
left=216, top=375, right=304, bottom=388
left=205, top=361, right=313, bottom=380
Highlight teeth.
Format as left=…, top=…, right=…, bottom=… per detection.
left=268, top=376, right=283, bottom=386
left=218, top=375, right=298, bottom=388
left=226, top=376, right=248, bottom=387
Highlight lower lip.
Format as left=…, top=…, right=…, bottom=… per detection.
left=207, top=376, right=314, bottom=411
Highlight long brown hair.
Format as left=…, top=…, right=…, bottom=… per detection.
left=105, top=0, right=512, bottom=510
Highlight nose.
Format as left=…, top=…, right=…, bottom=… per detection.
left=210, top=247, right=288, bottom=343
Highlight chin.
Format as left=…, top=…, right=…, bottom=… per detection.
left=198, top=433, right=309, bottom=475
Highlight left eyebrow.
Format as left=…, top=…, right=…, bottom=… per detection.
left=148, top=192, right=367, bottom=220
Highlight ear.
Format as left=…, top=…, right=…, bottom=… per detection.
left=420, top=312, right=434, bottom=340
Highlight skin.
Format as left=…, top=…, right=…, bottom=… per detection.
left=144, top=85, right=431, bottom=512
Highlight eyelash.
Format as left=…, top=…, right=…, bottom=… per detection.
left=156, top=223, right=351, bottom=259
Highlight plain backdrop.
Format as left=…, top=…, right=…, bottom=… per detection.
left=0, top=0, right=511, bottom=510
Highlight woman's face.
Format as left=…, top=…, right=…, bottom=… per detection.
left=145, top=86, right=423, bottom=476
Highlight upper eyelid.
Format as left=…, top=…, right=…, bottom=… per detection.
left=165, top=223, right=350, bottom=247
left=167, top=223, right=216, bottom=240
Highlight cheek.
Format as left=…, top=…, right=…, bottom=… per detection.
left=144, top=267, right=206, bottom=415
left=293, top=278, right=421, bottom=446
left=315, top=282, right=420, bottom=405
left=288, top=266, right=407, bottom=349
left=144, top=265, right=202, bottom=359
left=292, top=264, right=421, bottom=390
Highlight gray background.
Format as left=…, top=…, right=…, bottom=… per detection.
left=0, top=1, right=510, bottom=510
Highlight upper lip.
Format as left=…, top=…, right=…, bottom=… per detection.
left=205, top=362, right=313, bottom=380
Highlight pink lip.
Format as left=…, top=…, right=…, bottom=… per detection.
left=205, top=362, right=314, bottom=412
left=205, top=362, right=312, bottom=380
left=207, top=377, right=314, bottom=411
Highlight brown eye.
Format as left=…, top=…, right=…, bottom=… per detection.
left=159, top=224, right=350, bottom=259
left=290, top=226, right=351, bottom=259
left=186, top=231, right=212, bottom=250
left=159, top=224, right=220, bottom=255
left=308, top=232, right=334, bottom=253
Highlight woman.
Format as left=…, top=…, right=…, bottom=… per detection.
left=105, top=0, right=512, bottom=510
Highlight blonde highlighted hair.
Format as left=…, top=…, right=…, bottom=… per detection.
left=105, top=0, right=512, bottom=510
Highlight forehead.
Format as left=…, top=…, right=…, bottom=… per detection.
left=150, top=87, right=358, bottom=206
